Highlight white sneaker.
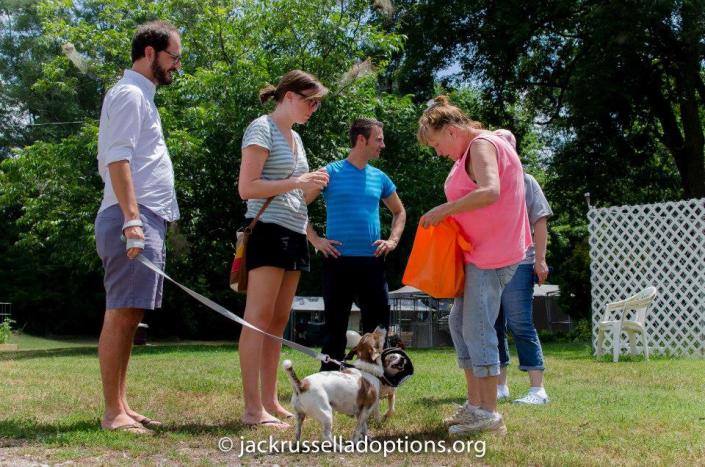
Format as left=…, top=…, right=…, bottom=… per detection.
left=497, top=386, right=510, bottom=401
left=449, top=409, right=507, bottom=436
left=443, top=402, right=478, bottom=426
left=512, top=392, right=549, bottom=405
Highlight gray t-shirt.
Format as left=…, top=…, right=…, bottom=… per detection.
left=523, top=173, right=553, bottom=264
left=241, top=115, right=309, bottom=234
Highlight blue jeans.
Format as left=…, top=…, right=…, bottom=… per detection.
left=495, top=263, right=545, bottom=371
left=449, top=263, right=518, bottom=377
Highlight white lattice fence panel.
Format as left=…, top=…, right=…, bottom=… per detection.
left=589, top=198, right=705, bottom=357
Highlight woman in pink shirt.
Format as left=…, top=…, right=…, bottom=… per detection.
left=417, top=96, right=532, bottom=436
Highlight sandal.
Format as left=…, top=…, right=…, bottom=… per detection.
left=241, top=418, right=290, bottom=430
left=135, top=417, right=163, bottom=429
left=104, top=423, right=154, bottom=435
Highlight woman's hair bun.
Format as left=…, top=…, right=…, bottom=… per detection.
left=433, top=95, right=450, bottom=106
left=258, top=84, right=277, bottom=104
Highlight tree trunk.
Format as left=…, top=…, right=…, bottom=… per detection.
left=647, top=69, right=705, bottom=200
left=676, top=1, right=705, bottom=199
left=673, top=146, right=705, bottom=199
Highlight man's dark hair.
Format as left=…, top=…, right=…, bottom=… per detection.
left=131, top=21, right=179, bottom=63
left=349, top=118, right=384, bottom=147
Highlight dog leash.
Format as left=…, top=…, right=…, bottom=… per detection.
left=135, top=254, right=345, bottom=367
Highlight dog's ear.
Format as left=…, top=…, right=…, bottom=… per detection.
left=365, top=345, right=378, bottom=363
left=352, top=342, right=365, bottom=360
left=355, top=339, right=378, bottom=363
left=373, top=327, right=387, bottom=351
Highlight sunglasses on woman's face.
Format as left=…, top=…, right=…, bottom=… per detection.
left=294, top=91, right=321, bottom=111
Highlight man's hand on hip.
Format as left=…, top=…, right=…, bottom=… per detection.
left=312, top=237, right=342, bottom=258
left=373, top=239, right=397, bottom=257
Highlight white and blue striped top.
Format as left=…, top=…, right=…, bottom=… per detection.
left=241, top=115, right=310, bottom=234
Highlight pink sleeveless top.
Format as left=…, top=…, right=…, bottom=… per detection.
left=444, top=133, right=532, bottom=269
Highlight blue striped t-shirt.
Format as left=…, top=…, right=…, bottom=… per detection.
left=241, top=115, right=309, bottom=234
left=322, top=160, right=396, bottom=256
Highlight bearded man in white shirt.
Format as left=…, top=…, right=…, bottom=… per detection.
left=94, top=21, right=182, bottom=434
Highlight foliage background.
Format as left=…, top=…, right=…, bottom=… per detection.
left=1, top=0, right=700, bottom=337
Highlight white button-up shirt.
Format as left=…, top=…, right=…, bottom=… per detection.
left=97, top=69, right=179, bottom=222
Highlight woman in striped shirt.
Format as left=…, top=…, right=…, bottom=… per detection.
left=237, top=70, right=329, bottom=428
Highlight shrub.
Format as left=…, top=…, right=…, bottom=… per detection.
left=0, top=318, right=15, bottom=344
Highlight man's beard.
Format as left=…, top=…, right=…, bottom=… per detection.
left=152, top=59, right=173, bottom=85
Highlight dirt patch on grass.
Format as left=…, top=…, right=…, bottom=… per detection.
left=0, top=445, right=474, bottom=466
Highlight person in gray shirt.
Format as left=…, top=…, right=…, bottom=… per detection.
left=493, top=130, right=553, bottom=405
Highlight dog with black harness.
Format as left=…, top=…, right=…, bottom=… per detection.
left=345, top=330, right=414, bottom=420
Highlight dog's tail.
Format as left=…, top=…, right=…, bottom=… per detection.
left=282, top=360, right=305, bottom=395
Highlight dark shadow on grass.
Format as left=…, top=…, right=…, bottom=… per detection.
left=0, top=344, right=237, bottom=361
left=162, top=421, right=251, bottom=436
left=0, top=418, right=253, bottom=442
left=414, top=397, right=466, bottom=407
left=593, top=355, right=651, bottom=363
left=371, top=427, right=465, bottom=442
left=0, top=418, right=101, bottom=441
left=0, top=347, right=99, bottom=361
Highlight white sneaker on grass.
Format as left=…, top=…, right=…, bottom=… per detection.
left=513, top=391, right=549, bottom=405
left=448, top=409, right=507, bottom=436
left=497, top=384, right=510, bottom=402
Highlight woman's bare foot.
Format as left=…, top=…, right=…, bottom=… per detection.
left=263, top=403, right=294, bottom=419
left=240, top=410, right=289, bottom=429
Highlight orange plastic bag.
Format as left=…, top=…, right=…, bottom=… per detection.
left=402, top=218, right=473, bottom=298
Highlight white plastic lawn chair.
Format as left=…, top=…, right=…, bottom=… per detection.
left=596, top=286, right=657, bottom=362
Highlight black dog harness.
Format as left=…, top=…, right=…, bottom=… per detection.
left=342, top=347, right=414, bottom=388
left=379, top=347, right=414, bottom=387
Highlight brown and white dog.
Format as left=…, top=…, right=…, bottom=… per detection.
left=346, top=330, right=407, bottom=420
left=283, top=327, right=386, bottom=443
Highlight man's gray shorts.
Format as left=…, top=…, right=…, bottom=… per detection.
left=95, top=204, right=166, bottom=310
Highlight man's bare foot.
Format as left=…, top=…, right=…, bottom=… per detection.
left=102, top=412, right=138, bottom=430
left=126, top=409, right=162, bottom=428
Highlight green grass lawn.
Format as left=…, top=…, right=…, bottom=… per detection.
left=1, top=334, right=704, bottom=465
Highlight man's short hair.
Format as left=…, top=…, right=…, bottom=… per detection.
left=131, top=21, right=179, bottom=63
left=349, top=118, right=384, bottom=148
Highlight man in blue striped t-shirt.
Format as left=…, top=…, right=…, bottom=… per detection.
left=306, top=118, right=406, bottom=370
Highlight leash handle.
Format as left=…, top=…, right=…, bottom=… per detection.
left=120, top=234, right=145, bottom=250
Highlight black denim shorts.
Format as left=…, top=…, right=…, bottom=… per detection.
left=244, top=220, right=310, bottom=272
